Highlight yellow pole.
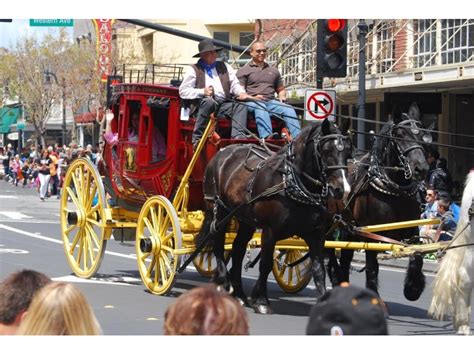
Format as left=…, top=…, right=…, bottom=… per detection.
left=172, top=117, right=215, bottom=211
left=358, top=218, right=441, bottom=233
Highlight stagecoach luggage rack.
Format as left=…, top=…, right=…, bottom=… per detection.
left=111, top=64, right=184, bottom=85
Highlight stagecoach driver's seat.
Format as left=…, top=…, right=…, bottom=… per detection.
left=179, top=39, right=252, bottom=149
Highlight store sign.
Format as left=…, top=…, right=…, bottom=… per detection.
left=93, top=19, right=114, bottom=83
left=30, top=19, right=74, bottom=27
left=7, top=132, right=18, bottom=140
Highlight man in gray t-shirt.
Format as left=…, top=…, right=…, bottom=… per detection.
left=237, top=41, right=301, bottom=139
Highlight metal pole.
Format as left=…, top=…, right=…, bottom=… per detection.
left=357, top=20, right=368, bottom=151
left=62, top=77, right=66, bottom=146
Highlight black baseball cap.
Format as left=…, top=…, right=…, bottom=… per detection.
left=306, top=282, right=388, bottom=335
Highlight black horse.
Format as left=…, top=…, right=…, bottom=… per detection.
left=195, top=118, right=352, bottom=314
left=329, top=102, right=430, bottom=301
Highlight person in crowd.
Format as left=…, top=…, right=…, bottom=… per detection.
left=237, top=41, right=301, bottom=140
left=429, top=157, right=453, bottom=194
left=48, top=149, right=59, bottom=196
left=179, top=39, right=251, bottom=148
left=104, top=110, right=139, bottom=145
left=16, top=282, right=102, bottom=335
left=306, top=282, right=388, bottom=335
left=437, top=190, right=460, bottom=223
left=423, top=196, right=457, bottom=242
left=37, top=149, right=52, bottom=201
left=0, top=147, right=7, bottom=178
left=164, top=285, right=249, bottom=335
left=0, top=269, right=51, bottom=335
left=425, top=148, right=439, bottom=186
left=419, top=188, right=439, bottom=240
left=10, top=154, right=22, bottom=186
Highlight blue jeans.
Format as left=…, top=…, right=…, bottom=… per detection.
left=246, top=99, right=301, bottom=138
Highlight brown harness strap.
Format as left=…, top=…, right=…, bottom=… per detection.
left=353, top=229, right=406, bottom=246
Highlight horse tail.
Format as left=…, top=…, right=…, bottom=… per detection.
left=428, top=171, right=474, bottom=320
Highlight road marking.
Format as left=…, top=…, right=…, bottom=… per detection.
left=52, top=275, right=138, bottom=287
left=0, top=211, right=33, bottom=220
left=0, top=195, right=18, bottom=199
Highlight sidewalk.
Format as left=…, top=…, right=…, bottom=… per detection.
left=352, top=251, right=439, bottom=273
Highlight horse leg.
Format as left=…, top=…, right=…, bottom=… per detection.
left=403, top=254, right=425, bottom=301
left=325, top=249, right=342, bottom=287
left=365, top=250, right=380, bottom=295
left=452, top=260, right=473, bottom=335
left=304, top=235, right=327, bottom=301
left=229, top=223, right=255, bottom=307
left=251, top=228, right=277, bottom=314
left=210, top=206, right=231, bottom=291
left=339, top=248, right=354, bottom=283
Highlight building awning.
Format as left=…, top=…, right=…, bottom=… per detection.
left=74, top=109, right=104, bottom=124
left=0, top=106, right=20, bottom=134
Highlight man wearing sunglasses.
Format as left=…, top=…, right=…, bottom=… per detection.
left=237, top=42, right=301, bottom=140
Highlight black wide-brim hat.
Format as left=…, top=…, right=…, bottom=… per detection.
left=193, top=38, right=223, bottom=57
left=306, top=283, right=388, bottom=335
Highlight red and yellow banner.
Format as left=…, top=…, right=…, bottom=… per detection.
left=93, top=19, right=115, bottom=83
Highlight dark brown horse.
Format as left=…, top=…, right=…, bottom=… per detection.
left=329, top=102, right=430, bottom=301
left=195, top=118, right=352, bottom=314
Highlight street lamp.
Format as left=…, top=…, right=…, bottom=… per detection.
left=44, top=70, right=67, bottom=146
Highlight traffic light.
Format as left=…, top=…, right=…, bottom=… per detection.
left=316, top=19, right=348, bottom=78
left=106, top=75, right=123, bottom=106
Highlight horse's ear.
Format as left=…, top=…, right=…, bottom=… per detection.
left=392, top=104, right=403, bottom=124
left=407, top=102, right=421, bottom=121
left=321, top=118, right=331, bottom=135
left=338, top=116, right=351, bottom=134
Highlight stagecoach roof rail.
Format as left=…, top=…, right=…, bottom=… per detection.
left=112, top=63, right=184, bottom=85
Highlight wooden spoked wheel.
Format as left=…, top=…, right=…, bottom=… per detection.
left=60, top=158, right=109, bottom=278
left=136, top=196, right=182, bottom=295
left=193, top=249, right=231, bottom=278
left=272, top=250, right=312, bottom=293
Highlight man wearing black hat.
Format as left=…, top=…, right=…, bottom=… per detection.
left=179, top=39, right=251, bottom=147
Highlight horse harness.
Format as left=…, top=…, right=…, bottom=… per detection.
left=367, top=119, right=425, bottom=199
left=246, top=133, right=351, bottom=206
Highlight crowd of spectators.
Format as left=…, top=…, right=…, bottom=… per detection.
left=0, top=142, right=100, bottom=201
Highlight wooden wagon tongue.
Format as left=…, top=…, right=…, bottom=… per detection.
left=353, top=229, right=406, bottom=245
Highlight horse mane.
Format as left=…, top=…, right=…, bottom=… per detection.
left=428, top=171, right=474, bottom=319
left=372, top=122, right=392, bottom=163
left=291, top=123, right=321, bottom=169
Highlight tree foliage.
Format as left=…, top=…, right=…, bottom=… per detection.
left=0, top=28, right=103, bottom=147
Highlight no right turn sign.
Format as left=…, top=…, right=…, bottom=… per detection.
left=304, top=89, right=336, bottom=121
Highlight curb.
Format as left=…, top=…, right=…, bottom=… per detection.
left=352, top=251, right=439, bottom=274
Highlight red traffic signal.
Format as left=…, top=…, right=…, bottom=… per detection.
left=316, top=19, right=348, bottom=78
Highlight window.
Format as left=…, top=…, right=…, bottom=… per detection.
left=213, top=32, right=229, bottom=62
left=440, top=19, right=474, bottom=64
left=413, top=19, right=437, bottom=67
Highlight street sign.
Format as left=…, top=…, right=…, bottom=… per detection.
left=304, top=89, right=336, bottom=121
left=29, top=19, right=74, bottom=27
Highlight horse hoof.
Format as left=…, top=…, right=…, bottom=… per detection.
left=403, top=285, right=423, bottom=301
left=252, top=303, right=273, bottom=315
left=236, top=297, right=250, bottom=307
left=456, top=325, right=472, bottom=335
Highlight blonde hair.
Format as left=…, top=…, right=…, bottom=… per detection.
left=16, top=282, right=101, bottom=335
left=164, top=285, right=249, bottom=335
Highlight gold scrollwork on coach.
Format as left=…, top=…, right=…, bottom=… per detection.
left=124, top=146, right=137, bottom=172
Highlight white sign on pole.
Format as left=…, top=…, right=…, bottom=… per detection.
left=304, top=89, right=336, bottom=121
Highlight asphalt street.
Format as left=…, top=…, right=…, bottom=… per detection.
left=0, top=178, right=473, bottom=337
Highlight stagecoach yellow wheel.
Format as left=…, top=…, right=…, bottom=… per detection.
left=272, top=250, right=312, bottom=293
left=136, top=196, right=182, bottom=295
left=60, top=158, right=109, bottom=278
left=193, top=250, right=231, bottom=278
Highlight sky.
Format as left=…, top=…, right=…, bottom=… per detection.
left=0, top=19, right=73, bottom=49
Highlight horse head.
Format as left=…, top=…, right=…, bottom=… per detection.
left=293, top=118, right=352, bottom=201
left=391, top=102, right=429, bottom=181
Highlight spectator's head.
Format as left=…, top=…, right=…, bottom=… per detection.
left=425, top=189, right=437, bottom=204
left=436, top=157, right=448, bottom=170
left=0, top=269, right=51, bottom=335
left=194, top=39, right=222, bottom=65
left=306, top=282, right=387, bottom=335
left=164, top=285, right=249, bottom=335
left=437, top=197, right=451, bottom=215
left=427, top=149, right=439, bottom=164
left=17, top=282, right=101, bottom=335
